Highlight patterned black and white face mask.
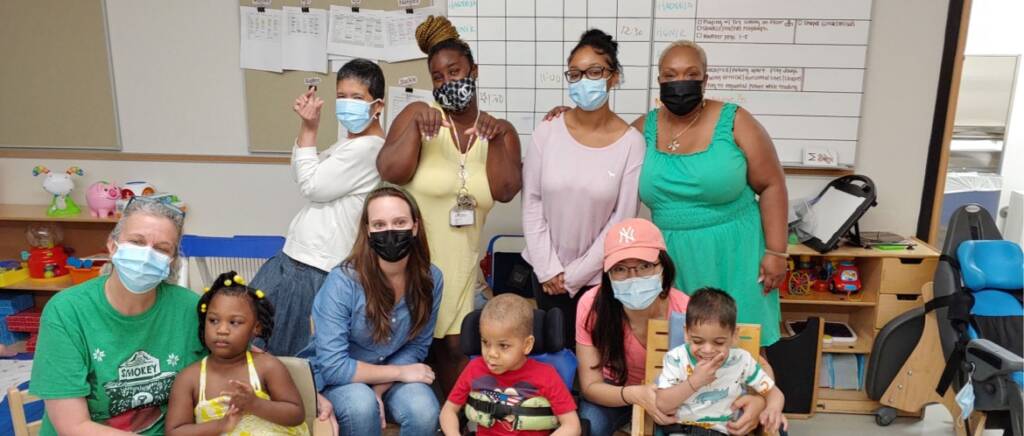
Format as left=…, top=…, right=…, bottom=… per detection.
left=433, top=76, right=476, bottom=112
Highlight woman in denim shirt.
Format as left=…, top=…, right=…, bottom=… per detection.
left=303, top=185, right=443, bottom=435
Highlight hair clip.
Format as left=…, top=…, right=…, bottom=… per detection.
left=200, top=303, right=207, bottom=313
left=233, top=274, right=245, bottom=285
left=203, top=287, right=210, bottom=293
left=255, top=289, right=265, bottom=299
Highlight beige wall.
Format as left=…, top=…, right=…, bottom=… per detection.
left=851, top=0, right=948, bottom=235
left=0, top=0, right=952, bottom=243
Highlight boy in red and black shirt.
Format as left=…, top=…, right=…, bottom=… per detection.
left=440, top=294, right=580, bottom=435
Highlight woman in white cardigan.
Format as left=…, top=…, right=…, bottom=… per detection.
left=251, top=58, right=387, bottom=356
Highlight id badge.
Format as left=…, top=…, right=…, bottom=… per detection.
left=450, top=207, right=475, bottom=227
left=450, top=192, right=477, bottom=227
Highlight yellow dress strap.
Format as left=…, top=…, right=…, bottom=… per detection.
left=245, top=351, right=263, bottom=393
left=198, top=357, right=208, bottom=403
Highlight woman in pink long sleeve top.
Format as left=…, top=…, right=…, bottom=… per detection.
left=521, top=29, right=645, bottom=347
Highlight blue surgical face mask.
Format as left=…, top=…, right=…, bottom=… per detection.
left=336, top=98, right=379, bottom=134
left=955, top=377, right=975, bottom=419
left=611, top=273, right=663, bottom=310
left=568, top=77, right=609, bottom=111
left=112, top=242, right=171, bottom=294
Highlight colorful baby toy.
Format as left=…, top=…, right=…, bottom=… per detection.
left=119, top=181, right=156, bottom=199
left=33, top=165, right=84, bottom=217
left=86, top=181, right=122, bottom=218
left=829, top=259, right=862, bottom=294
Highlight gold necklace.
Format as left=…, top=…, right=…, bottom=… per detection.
left=665, top=101, right=705, bottom=152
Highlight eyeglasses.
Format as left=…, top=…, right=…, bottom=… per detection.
left=125, top=195, right=186, bottom=219
left=564, top=66, right=614, bottom=83
left=609, top=261, right=660, bottom=280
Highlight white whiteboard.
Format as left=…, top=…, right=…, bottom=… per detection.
left=447, top=0, right=871, bottom=167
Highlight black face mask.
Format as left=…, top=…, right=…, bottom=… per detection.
left=660, top=79, right=704, bottom=116
left=433, top=76, right=476, bottom=112
left=369, top=230, right=414, bottom=262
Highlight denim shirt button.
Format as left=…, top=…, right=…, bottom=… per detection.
left=378, top=356, right=385, bottom=362
left=391, top=317, right=397, bottom=322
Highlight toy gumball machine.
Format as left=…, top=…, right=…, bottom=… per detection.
left=21, top=223, right=70, bottom=279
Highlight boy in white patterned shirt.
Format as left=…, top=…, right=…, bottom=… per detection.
left=655, top=288, right=786, bottom=435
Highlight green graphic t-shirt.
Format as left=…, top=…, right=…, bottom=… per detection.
left=30, top=275, right=205, bottom=435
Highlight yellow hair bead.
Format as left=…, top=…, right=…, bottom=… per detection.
left=224, top=279, right=232, bottom=286
left=200, top=303, right=207, bottom=313
left=233, top=274, right=244, bottom=284
left=255, top=289, right=265, bottom=299
left=203, top=287, right=210, bottom=293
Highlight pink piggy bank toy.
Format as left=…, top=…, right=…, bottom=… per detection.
left=86, top=181, right=121, bottom=218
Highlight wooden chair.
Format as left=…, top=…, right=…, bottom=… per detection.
left=7, top=386, right=41, bottom=436
left=279, top=356, right=335, bottom=436
left=629, top=320, right=767, bottom=436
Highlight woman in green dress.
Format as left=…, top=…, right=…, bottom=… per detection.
left=631, top=41, right=789, bottom=348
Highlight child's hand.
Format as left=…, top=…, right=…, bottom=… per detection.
left=220, top=405, right=243, bottom=433
left=316, top=393, right=333, bottom=421
left=225, top=379, right=257, bottom=414
left=316, top=393, right=340, bottom=436
left=690, top=352, right=726, bottom=388
left=759, top=404, right=787, bottom=434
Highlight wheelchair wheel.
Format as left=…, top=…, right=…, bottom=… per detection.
left=875, top=407, right=898, bottom=426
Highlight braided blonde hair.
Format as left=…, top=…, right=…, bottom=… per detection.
left=416, top=15, right=476, bottom=68
left=415, top=16, right=461, bottom=55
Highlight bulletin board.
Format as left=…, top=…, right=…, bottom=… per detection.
left=0, top=0, right=119, bottom=150
left=241, top=0, right=437, bottom=153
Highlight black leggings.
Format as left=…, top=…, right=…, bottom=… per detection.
left=531, top=273, right=584, bottom=350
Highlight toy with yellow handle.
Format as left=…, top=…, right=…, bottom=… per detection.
left=33, top=165, right=85, bottom=217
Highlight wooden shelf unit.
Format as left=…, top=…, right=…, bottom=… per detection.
left=781, top=290, right=877, bottom=306
left=0, top=204, right=116, bottom=307
left=0, top=276, right=71, bottom=292
left=782, top=240, right=940, bottom=416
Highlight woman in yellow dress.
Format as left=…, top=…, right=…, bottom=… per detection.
left=377, top=16, right=522, bottom=395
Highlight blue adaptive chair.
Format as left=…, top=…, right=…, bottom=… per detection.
left=866, top=205, right=1023, bottom=435
left=459, top=307, right=584, bottom=435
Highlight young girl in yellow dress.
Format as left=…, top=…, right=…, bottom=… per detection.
left=165, top=271, right=309, bottom=435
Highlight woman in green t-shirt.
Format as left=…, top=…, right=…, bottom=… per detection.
left=31, top=197, right=203, bottom=435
